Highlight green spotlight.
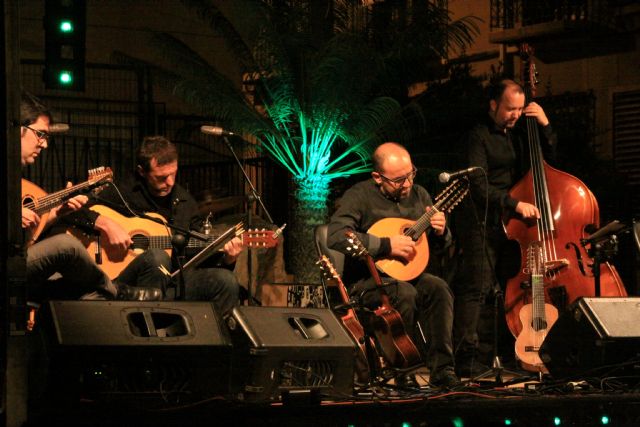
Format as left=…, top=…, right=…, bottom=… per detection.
left=553, top=417, right=561, bottom=426
left=59, top=20, right=73, bottom=33
left=452, top=417, right=464, bottom=427
left=601, top=416, right=610, bottom=425
left=401, top=423, right=411, bottom=427
left=504, top=419, right=512, bottom=425
left=58, top=70, right=73, bottom=85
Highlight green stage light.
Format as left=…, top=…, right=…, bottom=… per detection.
left=452, top=417, right=464, bottom=427
left=504, top=419, right=512, bottom=425
left=553, top=417, right=561, bottom=426
left=58, top=71, right=73, bottom=85
left=401, top=423, right=411, bottom=427
left=601, top=416, right=610, bottom=425
left=59, top=20, right=73, bottom=33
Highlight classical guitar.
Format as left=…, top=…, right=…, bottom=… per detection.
left=22, top=167, right=113, bottom=244
left=367, top=179, right=469, bottom=281
left=345, top=231, right=422, bottom=369
left=514, top=241, right=558, bottom=373
left=68, top=204, right=280, bottom=279
left=317, top=255, right=377, bottom=384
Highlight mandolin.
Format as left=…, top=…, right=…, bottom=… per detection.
left=22, top=167, right=113, bottom=244
left=345, top=231, right=422, bottom=369
left=367, top=179, right=469, bottom=281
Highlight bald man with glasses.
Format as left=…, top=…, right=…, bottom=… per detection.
left=327, top=142, right=459, bottom=390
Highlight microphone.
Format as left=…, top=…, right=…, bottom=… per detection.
left=49, top=123, right=70, bottom=134
left=200, top=126, right=235, bottom=137
left=273, top=223, right=287, bottom=239
left=438, top=166, right=481, bottom=183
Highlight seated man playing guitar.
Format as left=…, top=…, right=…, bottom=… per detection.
left=65, top=136, right=243, bottom=316
left=327, top=142, right=460, bottom=389
left=20, top=92, right=118, bottom=301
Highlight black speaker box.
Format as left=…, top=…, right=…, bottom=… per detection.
left=539, top=297, right=640, bottom=379
left=227, top=306, right=356, bottom=401
left=33, top=300, right=233, bottom=403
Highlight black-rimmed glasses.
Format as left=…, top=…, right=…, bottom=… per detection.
left=23, top=125, right=50, bottom=145
left=378, top=166, right=418, bottom=188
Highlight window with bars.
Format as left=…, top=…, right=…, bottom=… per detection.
left=613, top=88, right=640, bottom=218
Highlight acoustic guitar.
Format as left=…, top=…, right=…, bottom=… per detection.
left=514, top=241, right=558, bottom=373
left=22, top=167, right=113, bottom=244
left=68, top=204, right=279, bottom=279
left=367, top=179, right=469, bottom=281
left=317, top=255, right=377, bottom=384
left=345, top=231, right=422, bottom=370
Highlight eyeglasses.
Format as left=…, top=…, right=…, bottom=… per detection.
left=23, top=125, right=50, bottom=145
left=378, top=166, right=418, bottom=188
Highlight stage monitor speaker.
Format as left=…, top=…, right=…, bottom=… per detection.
left=227, top=306, right=356, bottom=401
left=539, top=297, right=640, bottom=379
left=33, top=300, right=233, bottom=404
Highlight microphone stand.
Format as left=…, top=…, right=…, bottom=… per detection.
left=221, top=135, right=275, bottom=306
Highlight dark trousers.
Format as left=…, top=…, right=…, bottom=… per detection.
left=453, top=224, right=513, bottom=361
left=351, top=272, right=454, bottom=373
left=118, top=249, right=239, bottom=316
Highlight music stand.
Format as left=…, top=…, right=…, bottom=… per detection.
left=171, top=222, right=243, bottom=280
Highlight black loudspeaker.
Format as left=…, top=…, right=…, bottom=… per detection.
left=227, top=306, right=356, bottom=401
left=33, top=301, right=233, bottom=403
left=539, top=297, right=640, bottom=379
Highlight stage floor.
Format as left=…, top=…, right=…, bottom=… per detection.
left=26, top=366, right=640, bottom=427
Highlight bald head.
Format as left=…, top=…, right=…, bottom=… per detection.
left=372, top=142, right=412, bottom=173
left=371, top=142, right=415, bottom=200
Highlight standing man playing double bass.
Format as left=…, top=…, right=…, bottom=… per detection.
left=452, top=79, right=556, bottom=377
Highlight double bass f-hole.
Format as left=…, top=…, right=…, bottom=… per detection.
left=565, top=241, right=587, bottom=276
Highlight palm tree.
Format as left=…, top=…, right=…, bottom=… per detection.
left=115, top=0, right=479, bottom=282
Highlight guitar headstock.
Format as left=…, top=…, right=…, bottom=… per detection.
left=87, top=166, right=113, bottom=184
left=345, top=231, right=368, bottom=259
left=87, top=166, right=114, bottom=195
left=526, top=241, right=544, bottom=276
left=317, top=255, right=340, bottom=282
left=434, top=179, right=470, bottom=214
left=242, top=228, right=280, bottom=248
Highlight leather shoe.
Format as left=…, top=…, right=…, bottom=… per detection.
left=429, top=368, right=461, bottom=389
left=395, top=373, right=419, bottom=389
left=117, top=284, right=163, bottom=301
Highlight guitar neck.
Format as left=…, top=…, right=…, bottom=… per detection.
left=406, top=206, right=437, bottom=238
left=28, top=180, right=102, bottom=216
left=531, top=272, right=546, bottom=327
left=364, top=254, right=393, bottom=307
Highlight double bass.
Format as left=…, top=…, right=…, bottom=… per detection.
left=503, top=44, right=626, bottom=338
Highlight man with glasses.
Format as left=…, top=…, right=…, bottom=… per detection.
left=327, top=142, right=459, bottom=389
left=20, top=91, right=160, bottom=302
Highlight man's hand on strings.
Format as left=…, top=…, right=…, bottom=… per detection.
left=95, top=215, right=133, bottom=260
left=524, top=102, right=549, bottom=127
left=428, top=208, right=446, bottom=236
left=223, top=237, right=244, bottom=264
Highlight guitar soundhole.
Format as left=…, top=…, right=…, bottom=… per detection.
left=131, top=233, right=150, bottom=251
left=532, top=318, right=547, bottom=331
